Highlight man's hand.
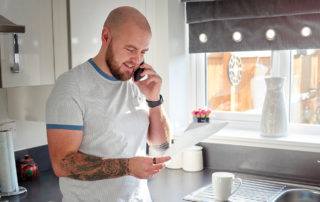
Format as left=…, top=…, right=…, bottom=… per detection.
left=133, top=63, right=162, bottom=101
left=129, top=156, right=171, bottom=179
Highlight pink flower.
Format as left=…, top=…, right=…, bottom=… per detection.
left=194, top=111, right=200, bottom=117
left=200, top=110, right=207, bottom=118
left=192, top=111, right=197, bottom=117
left=206, top=109, right=211, bottom=117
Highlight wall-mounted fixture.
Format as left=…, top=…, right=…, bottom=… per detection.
left=0, top=15, right=25, bottom=74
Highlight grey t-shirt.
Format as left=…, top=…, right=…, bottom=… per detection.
left=46, top=59, right=151, bottom=202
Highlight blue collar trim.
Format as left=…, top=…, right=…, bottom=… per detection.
left=88, top=58, right=118, bottom=81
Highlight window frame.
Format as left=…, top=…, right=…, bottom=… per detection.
left=191, top=50, right=320, bottom=136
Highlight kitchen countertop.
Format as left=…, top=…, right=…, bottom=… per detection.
left=2, top=168, right=319, bottom=202
left=1, top=168, right=212, bottom=202
left=148, top=168, right=213, bottom=202
left=1, top=169, right=62, bottom=202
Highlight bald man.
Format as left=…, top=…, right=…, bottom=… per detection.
left=46, top=6, right=171, bottom=202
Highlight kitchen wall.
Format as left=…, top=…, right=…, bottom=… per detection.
left=0, top=88, right=9, bottom=122
left=0, top=85, right=51, bottom=151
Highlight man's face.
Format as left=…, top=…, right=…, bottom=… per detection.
left=105, top=23, right=151, bottom=81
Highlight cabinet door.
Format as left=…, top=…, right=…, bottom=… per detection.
left=69, top=0, right=146, bottom=67
left=0, top=0, right=55, bottom=88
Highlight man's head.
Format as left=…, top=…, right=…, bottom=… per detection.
left=102, top=6, right=151, bottom=81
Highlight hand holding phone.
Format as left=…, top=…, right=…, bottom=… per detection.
left=134, top=61, right=145, bottom=82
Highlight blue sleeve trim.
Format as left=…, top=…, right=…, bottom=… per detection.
left=46, top=124, right=83, bottom=130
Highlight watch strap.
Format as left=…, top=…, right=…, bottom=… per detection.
left=146, top=95, right=163, bottom=108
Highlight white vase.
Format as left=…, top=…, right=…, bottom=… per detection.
left=261, top=77, right=288, bottom=137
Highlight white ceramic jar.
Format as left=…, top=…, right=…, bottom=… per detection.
left=166, top=152, right=183, bottom=169
left=182, top=146, right=203, bottom=172
left=261, top=77, right=288, bottom=137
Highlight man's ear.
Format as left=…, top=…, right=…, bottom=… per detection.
left=101, top=27, right=111, bottom=47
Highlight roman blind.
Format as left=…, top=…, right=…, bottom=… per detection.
left=184, top=0, right=320, bottom=53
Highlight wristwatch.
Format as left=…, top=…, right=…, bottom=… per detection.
left=146, top=95, right=163, bottom=108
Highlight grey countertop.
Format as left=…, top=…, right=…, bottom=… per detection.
left=148, top=168, right=213, bottom=202
left=2, top=168, right=319, bottom=202
left=1, top=168, right=213, bottom=202
left=1, top=169, right=62, bottom=202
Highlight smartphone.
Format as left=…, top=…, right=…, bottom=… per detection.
left=134, top=61, right=145, bottom=82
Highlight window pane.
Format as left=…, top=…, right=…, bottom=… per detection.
left=206, top=51, right=271, bottom=113
left=291, top=49, right=320, bottom=125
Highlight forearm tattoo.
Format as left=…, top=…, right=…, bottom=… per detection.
left=61, top=152, right=130, bottom=181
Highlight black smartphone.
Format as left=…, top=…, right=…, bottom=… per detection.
left=134, top=61, right=145, bottom=82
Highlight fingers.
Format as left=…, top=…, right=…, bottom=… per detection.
left=152, top=163, right=165, bottom=170
left=154, top=156, right=171, bottom=164
left=140, top=68, right=155, bottom=77
left=138, top=63, right=159, bottom=79
left=129, top=156, right=169, bottom=179
left=145, top=75, right=161, bottom=85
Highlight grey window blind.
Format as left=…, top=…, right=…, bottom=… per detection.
left=185, top=0, right=320, bottom=53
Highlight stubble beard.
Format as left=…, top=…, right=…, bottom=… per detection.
left=105, top=42, right=132, bottom=81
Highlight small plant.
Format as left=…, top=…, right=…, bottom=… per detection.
left=192, top=108, right=212, bottom=118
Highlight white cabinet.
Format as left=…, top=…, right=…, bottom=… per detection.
left=0, top=0, right=55, bottom=88
left=69, top=0, right=147, bottom=67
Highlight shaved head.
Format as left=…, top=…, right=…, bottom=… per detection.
left=96, top=6, right=152, bottom=81
left=104, top=6, right=151, bottom=37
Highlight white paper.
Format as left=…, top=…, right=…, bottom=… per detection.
left=163, top=121, right=228, bottom=157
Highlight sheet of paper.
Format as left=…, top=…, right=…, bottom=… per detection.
left=163, top=121, right=228, bottom=157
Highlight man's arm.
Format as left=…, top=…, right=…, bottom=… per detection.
left=147, top=106, right=170, bottom=147
left=47, top=129, right=169, bottom=180
left=133, top=63, right=171, bottom=147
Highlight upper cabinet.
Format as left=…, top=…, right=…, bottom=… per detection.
left=0, top=0, right=69, bottom=88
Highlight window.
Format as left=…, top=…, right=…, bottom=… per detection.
left=200, top=49, right=320, bottom=126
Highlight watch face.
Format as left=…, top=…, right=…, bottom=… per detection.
left=227, top=55, right=243, bottom=86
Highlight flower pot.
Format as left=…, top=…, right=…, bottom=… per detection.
left=195, top=117, right=210, bottom=123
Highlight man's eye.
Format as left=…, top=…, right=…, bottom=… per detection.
left=126, top=48, right=135, bottom=52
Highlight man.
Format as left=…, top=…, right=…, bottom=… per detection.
left=46, top=6, right=171, bottom=202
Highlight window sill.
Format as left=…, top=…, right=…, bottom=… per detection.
left=202, top=121, right=320, bottom=153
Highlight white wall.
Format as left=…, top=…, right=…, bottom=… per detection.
left=0, top=87, right=49, bottom=151
left=7, top=85, right=53, bottom=121
left=147, top=0, right=191, bottom=133
left=168, top=0, right=190, bottom=132
left=1, top=85, right=52, bottom=151
left=0, top=88, right=9, bottom=122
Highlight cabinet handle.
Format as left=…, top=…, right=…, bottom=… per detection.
left=11, top=33, right=20, bottom=73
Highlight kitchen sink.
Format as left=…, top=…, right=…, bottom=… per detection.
left=273, top=188, right=320, bottom=202
left=184, top=176, right=320, bottom=202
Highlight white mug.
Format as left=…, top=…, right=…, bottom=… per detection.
left=212, top=172, right=242, bottom=201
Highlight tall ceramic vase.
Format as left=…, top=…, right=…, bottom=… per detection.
left=261, top=77, right=288, bottom=137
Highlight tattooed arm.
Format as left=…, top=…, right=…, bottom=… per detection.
left=47, top=129, right=170, bottom=181
left=60, top=151, right=129, bottom=180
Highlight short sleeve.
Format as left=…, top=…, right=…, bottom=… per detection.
left=46, top=73, right=83, bottom=130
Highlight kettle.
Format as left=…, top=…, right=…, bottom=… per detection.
left=17, top=154, right=39, bottom=181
